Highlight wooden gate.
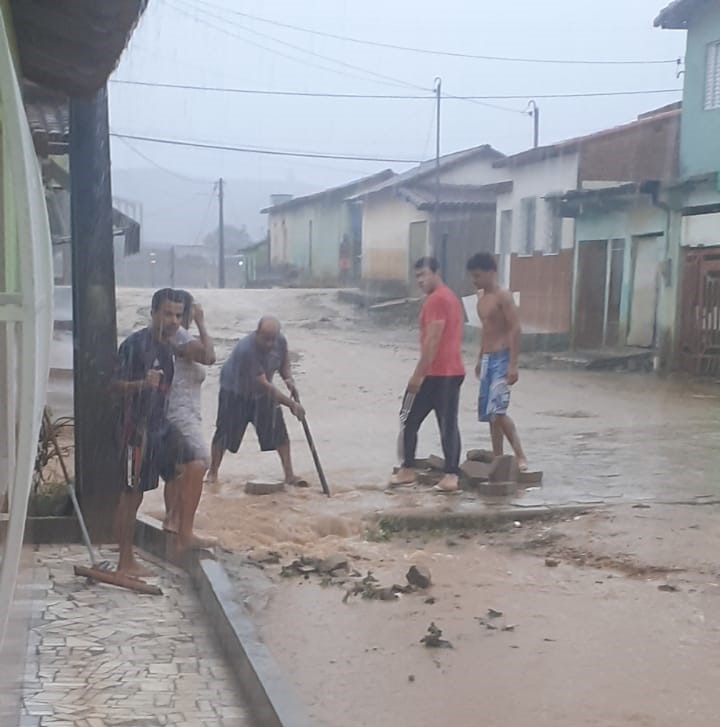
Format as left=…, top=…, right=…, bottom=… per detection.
left=679, top=247, right=720, bottom=376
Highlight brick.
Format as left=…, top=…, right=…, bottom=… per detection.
left=488, top=455, right=519, bottom=484
left=459, top=460, right=490, bottom=482
left=477, top=481, right=518, bottom=497
left=519, top=470, right=543, bottom=486
left=244, top=480, right=285, bottom=496
left=466, top=449, right=495, bottom=464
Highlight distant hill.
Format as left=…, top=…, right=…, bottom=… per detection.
left=111, top=168, right=316, bottom=248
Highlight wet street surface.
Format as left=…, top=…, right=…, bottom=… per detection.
left=22, top=546, right=251, bottom=727
left=112, top=287, right=720, bottom=727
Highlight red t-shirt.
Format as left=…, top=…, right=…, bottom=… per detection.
left=419, top=284, right=465, bottom=377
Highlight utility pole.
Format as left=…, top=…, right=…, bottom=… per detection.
left=528, top=100, right=540, bottom=148
left=434, top=76, right=442, bottom=259
left=217, top=177, right=225, bottom=289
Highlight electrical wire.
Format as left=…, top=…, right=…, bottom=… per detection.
left=110, top=132, right=425, bottom=164
left=188, top=0, right=680, bottom=67
left=113, top=135, right=214, bottom=183
left=110, top=78, right=683, bottom=100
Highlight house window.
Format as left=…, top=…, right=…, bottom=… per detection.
left=546, top=200, right=563, bottom=253
left=519, top=197, right=536, bottom=254
left=705, top=40, right=720, bottom=110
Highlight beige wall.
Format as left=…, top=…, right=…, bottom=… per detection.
left=361, top=154, right=502, bottom=283
left=361, top=194, right=428, bottom=282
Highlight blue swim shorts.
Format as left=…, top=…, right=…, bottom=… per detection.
left=478, top=349, right=511, bottom=423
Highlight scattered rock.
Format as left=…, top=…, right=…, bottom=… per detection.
left=408, top=674, right=416, bottom=683
left=632, top=503, right=651, bottom=509
left=487, top=608, right=503, bottom=619
left=658, top=584, right=680, bottom=593
left=424, top=596, right=436, bottom=605
left=247, top=550, right=281, bottom=566
left=420, top=622, right=453, bottom=649
left=501, top=625, right=516, bottom=632
left=544, top=558, right=560, bottom=568
left=407, top=565, right=432, bottom=589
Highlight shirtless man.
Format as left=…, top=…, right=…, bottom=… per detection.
left=466, top=253, right=527, bottom=471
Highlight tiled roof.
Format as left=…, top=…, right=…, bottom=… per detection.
left=24, top=85, right=69, bottom=156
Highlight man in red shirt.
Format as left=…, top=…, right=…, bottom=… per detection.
left=392, top=257, right=465, bottom=493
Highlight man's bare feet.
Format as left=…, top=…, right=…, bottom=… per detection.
left=517, top=458, right=528, bottom=473
left=390, top=467, right=417, bottom=487
left=285, top=476, right=309, bottom=488
left=116, top=559, right=153, bottom=579
left=205, top=471, right=218, bottom=484
left=433, top=474, right=459, bottom=493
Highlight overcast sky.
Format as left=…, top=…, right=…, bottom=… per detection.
left=109, top=0, right=686, bottom=191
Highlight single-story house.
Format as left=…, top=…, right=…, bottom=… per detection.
left=350, top=144, right=508, bottom=297
left=262, top=169, right=394, bottom=285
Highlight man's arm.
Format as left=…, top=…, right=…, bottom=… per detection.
left=279, top=349, right=298, bottom=399
left=500, top=290, right=521, bottom=384
left=256, top=372, right=304, bottom=419
left=175, top=305, right=216, bottom=365
left=112, top=341, right=162, bottom=394
left=408, top=319, right=445, bottom=393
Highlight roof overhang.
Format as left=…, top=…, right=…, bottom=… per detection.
left=654, top=0, right=710, bottom=29
left=11, top=0, right=147, bottom=96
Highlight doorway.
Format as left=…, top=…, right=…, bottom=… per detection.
left=627, top=235, right=660, bottom=348
left=575, top=240, right=607, bottom=348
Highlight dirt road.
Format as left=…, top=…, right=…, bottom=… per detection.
left=117, top=287, right=720, bottom=727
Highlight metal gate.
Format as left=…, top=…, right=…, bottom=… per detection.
left=679, top=246, right=720, bottom=376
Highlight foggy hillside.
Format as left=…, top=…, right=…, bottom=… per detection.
left=111, top=168, right=317, bottom=248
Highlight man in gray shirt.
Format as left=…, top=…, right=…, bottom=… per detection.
left=207, top=317, right=306, bottom=485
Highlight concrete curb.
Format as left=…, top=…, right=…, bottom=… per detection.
left=135, top=516, right=311, bottom=727
left=376, top=504, right=600, bottom=533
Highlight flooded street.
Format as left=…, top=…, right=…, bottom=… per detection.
left=118, top=287, right=720, bottom=726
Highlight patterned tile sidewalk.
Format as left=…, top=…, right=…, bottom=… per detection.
left=21, top=546, right=253, bottom=727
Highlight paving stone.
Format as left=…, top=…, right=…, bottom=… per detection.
left=245, top=479, right=286, bottom=495
left=23, top=546, right=251, bottom=726
left=459, top=460, right=491, bottom=483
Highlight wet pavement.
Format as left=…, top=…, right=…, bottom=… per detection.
left=112, top=288, right=720, bottom=551
left=21, top=546, right=252, bottom=727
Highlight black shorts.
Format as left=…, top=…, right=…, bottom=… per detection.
left=212, top=389, right=289, bottom=453
left=126, top=423, right=195, bottom=493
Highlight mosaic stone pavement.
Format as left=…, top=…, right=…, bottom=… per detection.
left=21, top=546, right=253, bottom=727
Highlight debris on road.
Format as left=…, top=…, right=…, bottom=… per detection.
left=487, top=608, right=503, bottom=619
left=420, top=622, right=453, bottom=649
left=407, top=565, right=432, bottom=589
left=658, top=584, right=680, bottom=592
left=545, top=558, right=560, bottom=568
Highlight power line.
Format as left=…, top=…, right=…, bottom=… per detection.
left=113, top=135, right=214, bottom=183
left=110, top=78, right=683, bottom=101
left=110, top=132, right=424, bottom=164
left=166, top=0, right=524, bottom=114
left=188, top=0, right=680, bottom=67
left=167, top=0, right=431, bottom=93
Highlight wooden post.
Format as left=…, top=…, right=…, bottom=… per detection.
left=69, top=87, right=122, bottom=540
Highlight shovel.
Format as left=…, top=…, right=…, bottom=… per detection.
left=292, top=393, right=330, bottom=497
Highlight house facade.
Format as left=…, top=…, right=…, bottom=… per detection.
left=354, top=145, right=506, bottom=297
left=656, top=0, right=720, bottom=375
left=495, top=106, right=679, bottom=351
left=263, top=170, right=393, bottom=285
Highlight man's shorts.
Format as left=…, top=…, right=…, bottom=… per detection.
left=127, top=423, right=194, bottom=493
left=478, top=349, right=511, bottom=423
left=212, top=389, right=289, bottom=453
